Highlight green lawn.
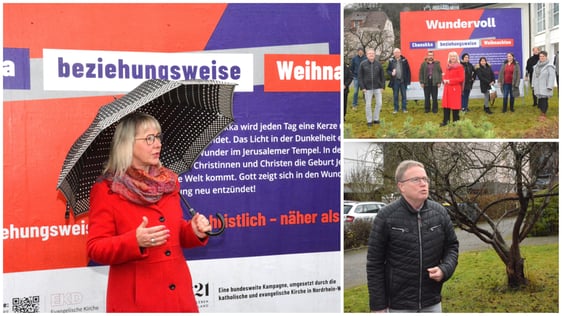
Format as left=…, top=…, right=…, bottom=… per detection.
left=344, top=243, right=559, bottom=313
left=344, top=87, right=559, bottom=139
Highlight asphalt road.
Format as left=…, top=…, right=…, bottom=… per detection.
left=344, top=217, right=558, bottom=289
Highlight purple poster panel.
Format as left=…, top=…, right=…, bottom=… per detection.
left=179, top=3, right=341, bottom=260
left=402, top=8, right=524, bottom=99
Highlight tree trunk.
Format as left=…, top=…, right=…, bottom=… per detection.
left=506, top=250, right=528, bottom=288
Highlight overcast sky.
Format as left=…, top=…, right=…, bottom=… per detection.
left=342, top=142, right=382, bottom=180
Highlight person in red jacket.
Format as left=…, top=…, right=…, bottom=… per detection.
left=87, top=113, right=212, bottom=312
left=440, top=51, right=465, bottom=127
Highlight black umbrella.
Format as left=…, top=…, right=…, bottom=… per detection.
left=56, top=79, right=234, bottom=236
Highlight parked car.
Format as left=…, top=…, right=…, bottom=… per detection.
left=343, top=201, right=386, bottom=224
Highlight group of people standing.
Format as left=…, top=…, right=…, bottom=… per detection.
left=422, top=50, right=495, bottom=126
left=345, top=46, right=557, bottom=126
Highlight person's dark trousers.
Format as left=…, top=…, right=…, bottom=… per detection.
left=461, top=89, right=470, bottom=110
left=502, top=84, right=514, bottom=112
left=442, top=108, right=450, bottom=125
left=392, top=80, right=408, bottom=112
left=452, top=109, right=460, bottom=122
left=530, top=77, right=538, bottom=106
left=424, top=81, right=439, bottom=113
left=442, top=108, right=460, bottom=126
left=538, top=97, right=548, bottom=114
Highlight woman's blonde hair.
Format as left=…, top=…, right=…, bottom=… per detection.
left=448, top=51, right=459, bottom=64
left=103, top=113, right=161, bottom=176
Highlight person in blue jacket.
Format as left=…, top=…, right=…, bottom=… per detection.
left=349, top=47, right=367, bottom=111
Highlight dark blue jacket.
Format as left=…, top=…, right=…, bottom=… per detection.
left=358, top=59, right=385, bottom=90
left=350, top=54, right=367, bottom=79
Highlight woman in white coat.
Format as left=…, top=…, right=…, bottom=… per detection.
left=532, top=51, right=556, bottom=121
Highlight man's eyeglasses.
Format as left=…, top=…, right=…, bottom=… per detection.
left=135, top=133, right=163, bottom=145
left=399, top=176, right=430, bottom=184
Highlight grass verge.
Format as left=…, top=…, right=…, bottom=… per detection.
left=344, top=87, right=559, bottom=139
left=344, top=243, right=559, bottom=312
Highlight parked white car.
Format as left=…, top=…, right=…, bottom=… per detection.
left=343, top=201, right=386, bottom=224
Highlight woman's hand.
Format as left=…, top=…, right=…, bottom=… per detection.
left=136, top=216, right=170, bottom=248
left=191, top=212, right=212, bottom=239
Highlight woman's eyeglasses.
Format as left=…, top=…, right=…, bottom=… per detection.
left=135, top=133, right=163, bottom=145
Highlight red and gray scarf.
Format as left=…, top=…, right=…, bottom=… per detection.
left=106, top=166, right=177, bottom=205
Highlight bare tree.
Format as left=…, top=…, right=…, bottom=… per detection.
left=382, top=142, right=558, bottom=288
left=344, top=162, right=379, bottom=201
left=344, top=145, right=383, bottom=201
left=344, top=26, right=394, bottom=63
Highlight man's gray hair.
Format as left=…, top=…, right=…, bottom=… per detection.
left=395, top=160, right=425, bottom=183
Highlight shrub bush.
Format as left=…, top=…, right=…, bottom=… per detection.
left=373, top=117, right=496, bottom=139
left=344, top=220, right=373, bottom=250
left=529, top=186, right=559, bottom=236
left=473, top=193, right=519, bottom=220
left=469, top=192, right=558, bottom=236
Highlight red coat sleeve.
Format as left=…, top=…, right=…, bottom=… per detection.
left=87, top=181, right=148, bottom=265
left=179, top=219, right=209, bottom=249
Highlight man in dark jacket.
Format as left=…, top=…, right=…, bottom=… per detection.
left=419, top=50, right=443, bottom=113
left=358, top=48, right=385, bottom=126
left=387, top=48, right=412, bottom=113
left=525, top=47, right=540, bottom=106
left=367, top=160, right=459, bottom=312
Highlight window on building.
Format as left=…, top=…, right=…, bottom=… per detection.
left=537, top=3, right=545, bottom=32
left=549, top=3, right=559, bottom=29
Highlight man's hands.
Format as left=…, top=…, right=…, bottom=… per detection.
left=427, top=266, right=444, bottom=282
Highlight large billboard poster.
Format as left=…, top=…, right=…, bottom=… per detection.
left=400, top=8, right=524, bottom=99
left=3, top=3, right=341, bottom=313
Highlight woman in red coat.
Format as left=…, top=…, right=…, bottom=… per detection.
left=440, top=51, right=465, bottom=126
left=87, top=113, right=212, bottom=312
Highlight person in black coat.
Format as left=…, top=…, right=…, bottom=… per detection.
left=460, top=53, right=475, bottom=112
left=343, top=61, right=354, bottom=120
left=525, top=47, right=540, bottom=106
left=367, top=160, right=459, bottom=313
left=474, top=57, right=495, bottom=114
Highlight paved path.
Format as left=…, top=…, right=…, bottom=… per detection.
left=344, top=218, right=558, bottom=289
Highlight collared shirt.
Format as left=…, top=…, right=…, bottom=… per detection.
left=427, top=62, right=434, bottom=79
